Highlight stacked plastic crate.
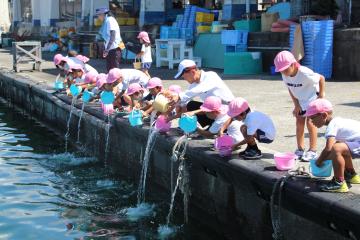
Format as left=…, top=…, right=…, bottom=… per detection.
left=290, top=20, right=334, bottom=78
left=195, top=12, right=214, bottom=34
left=221, top=30, right=248, bottom=52
left=222, top=30, right=262, bottom=74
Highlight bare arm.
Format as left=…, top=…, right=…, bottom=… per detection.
left=316, top=137, right=336, bottom=166
left=318, top=75, right=325, bottom=98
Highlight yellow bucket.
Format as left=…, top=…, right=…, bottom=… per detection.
left=153, top=94, right=170, bottom=113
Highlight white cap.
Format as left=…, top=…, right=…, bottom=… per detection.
left=174, top=59, right=196, bottom=79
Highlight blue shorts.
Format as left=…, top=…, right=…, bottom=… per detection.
left=256, top=129, right=273, bottom=144
left=142, top=62, right=152, bottom=70
left=345, top=141, right=360, bottom=158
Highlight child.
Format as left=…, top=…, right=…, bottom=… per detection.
left=142, top=77, right=163, bottom=116
left=136, top=31, right=152, bottom=77
left=225, top=97, right=276, bottom=159
left=186, top=96, right=243, bottom=143
left=68, top=63, right=86, bottom=86
left=274, top=50, right=325, bottom=161
left=83, top=71, right=98, bottom=91
left=92, top=73, right=107, bottom=96
left=105, top=68, right=124, bottom=109
left=168, top=85, right=182, bottom=95
left=126, top=83, right=145, bottom=110
left=306, top=98, right=360, bottom=193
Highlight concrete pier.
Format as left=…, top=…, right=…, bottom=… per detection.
left=0, top=49, right=359, bottom=239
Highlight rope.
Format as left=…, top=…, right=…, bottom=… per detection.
left=270, top=166, right=311, bottom=240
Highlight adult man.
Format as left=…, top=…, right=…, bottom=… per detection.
left=96, top=7, right=122, bottom=71
left=169, top=59, right=235, bottom=126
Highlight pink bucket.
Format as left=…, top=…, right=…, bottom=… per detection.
left=214, top=135, right=234, bottom=157
left=274, top=152, right=297, bottom=171
left=155, top=115, right=171, bottom=133
left=101, top=103, right=114, bottom=115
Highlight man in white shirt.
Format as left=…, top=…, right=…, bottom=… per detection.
left=96, top=7, right=122, bottom=71
left=169, top=59, right=234, bottom=127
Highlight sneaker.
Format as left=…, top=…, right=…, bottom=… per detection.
left=345, top=171, right=360, bottom=184
left=302, top=150, right=317, bottom=162
left=239, top=145, right=251, bottom=157
left=243, top=148, right=262, bottom=160
left=320, top=178, right=349, bottom=193
left=294, top=149, right=304, bottom=159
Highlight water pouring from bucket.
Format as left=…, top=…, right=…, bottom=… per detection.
left=155, top=115, right=171, bottom=133
left=54, top=74, right=64, bottom=90
left=153, top=94, right=170, bottom=113
left=214, top=135, right=234, bottom=157
left=100, top=91, right=115, bottom=115
left=69, top=84, right=82, bottom=97
left=179, top=115, right=198, bottom=134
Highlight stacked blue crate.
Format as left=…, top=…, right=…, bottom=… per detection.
left=301, top=20, right=334, bottom=78
left=221, top=30, right=248, bottom=52
left=180, top=27, right=194, bottom=45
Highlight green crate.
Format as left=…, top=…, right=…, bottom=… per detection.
left=224, top=52, right=262, bottom=75
left=234, top=19, right=261, bottom=32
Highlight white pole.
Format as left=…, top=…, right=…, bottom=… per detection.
left=90, top=0, right=94, bottom=27
left=246, top=0, right=250, bottom=13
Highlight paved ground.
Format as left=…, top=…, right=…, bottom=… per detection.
left=1, top=47, right=360, bottom=174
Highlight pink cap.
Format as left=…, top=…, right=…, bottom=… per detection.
left=68, top=63, right=84, bottom=73
left=107, top=68, right=122, bottom=84
left=137, top=31, right=150, bottom=43
left=147, top=77, right=163, bottom=89
left=96, top=73, right=107, bottom=88
left=227, top=97, right=249, bottom=118
left=75, top=55, right=90, bottom=63
left=274, top=51, right=300, bottom=72
left=305, top=98, right=333, bottom=117
left=53, top=54, right=66, bottom=66
left=168, top=85, right=182, bottom=94
left=200, top=96, right=227, bottom=114
left=127, top=83, right=144, bottom=96
left=84, top=71, right=98, bottom=84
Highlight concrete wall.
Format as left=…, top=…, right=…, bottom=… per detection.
left=0, top=70, right=357, bottom=240
left=333, top=28, right=360, bottom=81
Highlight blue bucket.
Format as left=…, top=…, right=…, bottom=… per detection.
left=179, top=115, right=198, bottom=133
left=82, top=90, right=93, bottom=103
left=101, top=91, right=115, bottom=104
left=310, top=159, right=332, bottom=177
left=129, top=110, right=143, bottom=126
left=70, top=84, right=82, bottom=96
left=54, top=81, right=64, bottom=90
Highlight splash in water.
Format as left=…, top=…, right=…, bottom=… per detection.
left=120, top=202, right=155, bottom=221
left=65, top=97, right=77, bottom=152
left=157, top=225, right=178, bottom=239
left=76, top=102, right=85, bottom=143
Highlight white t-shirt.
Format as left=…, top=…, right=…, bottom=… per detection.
left=209, top=107, right=230, bottom=134
left=325, top=117, right=360, bottom=142
left=104, top=16, right=121, bottom=51
left=116, top=69, right=150, bottom=91
left=141, top=44, right=152, bottom=63
left=244, top=111, right=276, bottom=140
left=227, top=120, right=244, bottom=143
left=282, top=66, right=321, bottom=110
left=179, top=70, right=234, bottom=106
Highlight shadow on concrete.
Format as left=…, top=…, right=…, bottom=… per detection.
left=340, top=102, right=360, bottom=108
